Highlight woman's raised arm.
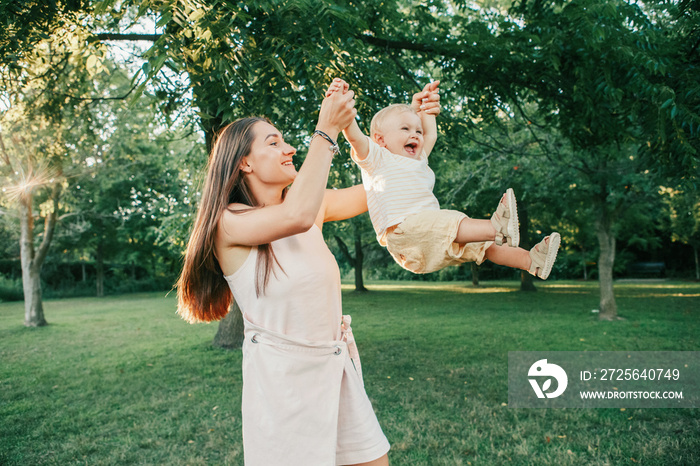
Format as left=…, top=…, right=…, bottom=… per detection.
left=218, top=83, right=357, bottom=246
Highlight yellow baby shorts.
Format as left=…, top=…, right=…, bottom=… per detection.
left=385, top=209, right=493, bottom=274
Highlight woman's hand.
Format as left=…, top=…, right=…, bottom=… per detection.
left=316, top=79, right=356, bottom=137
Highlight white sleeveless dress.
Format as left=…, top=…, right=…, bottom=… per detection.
left=224, top=224, right=390, bottom=465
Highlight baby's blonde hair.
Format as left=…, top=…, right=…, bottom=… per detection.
left=370, top=103, right=416, bottom=139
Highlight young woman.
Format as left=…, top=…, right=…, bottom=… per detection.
left=176, top=80, right=390, bottom=466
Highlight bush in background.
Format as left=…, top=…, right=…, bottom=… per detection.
left=0, top=275, right=23, bottom=302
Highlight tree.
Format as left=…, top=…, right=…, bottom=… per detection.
left=1, top=101, right=67, bottom=325
left=0, top=3, right=137, bottom=323
left=0, top=122, right=60, bottom=325
left=505, top=0, right=700, bottom=319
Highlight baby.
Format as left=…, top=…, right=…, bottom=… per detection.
left=326, top=78, right=560, bottom=279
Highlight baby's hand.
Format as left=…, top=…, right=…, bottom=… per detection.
left=325, top=78, right=350, bottom=98
left=412, top=80, right=441, bottom=116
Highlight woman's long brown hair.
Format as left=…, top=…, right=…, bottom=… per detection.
left=176, top=117, right=280, bottom=323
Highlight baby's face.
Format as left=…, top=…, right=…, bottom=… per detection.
left=375, top=111, right=424, bottom=159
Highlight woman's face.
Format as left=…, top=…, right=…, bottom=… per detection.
left=242, top=121, right=298, bottom=187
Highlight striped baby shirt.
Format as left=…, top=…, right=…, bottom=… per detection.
left=351, top=137, right=440, bottom=246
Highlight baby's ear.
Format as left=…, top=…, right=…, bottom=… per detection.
left=372, top=133, right=386, bottom=147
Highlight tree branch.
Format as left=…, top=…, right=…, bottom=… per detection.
left=33, top=183, right=62, bottom=268
left=59, top=83, right=139, bottom=103
left=387, top=54, right=422, bottom=89
left=57, top=211, right=83, bottom=221
left=357, top=33, right=458, bottom=57
left=461, top=128, right=511, bottom=155
left=93, top=33, right=162, bottom=42
left=512, top=99, right=556, bottom=162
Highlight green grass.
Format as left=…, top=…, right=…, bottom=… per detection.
left=1, top=280, right=699, bottom=465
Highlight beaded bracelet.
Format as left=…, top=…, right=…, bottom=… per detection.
left=312, top=130, right=339, bottom=156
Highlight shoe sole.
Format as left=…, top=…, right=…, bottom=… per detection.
left=538, top=232, right=561, bottom=280
left=505, top=188, right=520, bottom=248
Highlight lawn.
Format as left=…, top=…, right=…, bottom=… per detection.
left=1, top=280, right=699, bottom=465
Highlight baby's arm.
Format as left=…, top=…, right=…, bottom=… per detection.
left=411, top=81, right=440, bottom=157
left=326, top=79, right=369, bottom=160
left=341, top=119, right=369, bottom=161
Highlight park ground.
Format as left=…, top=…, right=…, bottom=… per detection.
left=1, top=280, right=699, bottom=465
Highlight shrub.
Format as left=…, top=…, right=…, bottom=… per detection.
left=0, top=275, right=23, bottom=302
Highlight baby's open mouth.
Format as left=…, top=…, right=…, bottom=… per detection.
left=404, top=143, right=418, bottom=156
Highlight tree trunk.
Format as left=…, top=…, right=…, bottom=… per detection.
left=694, top=245, right=699, bottom=281
left=213, top=301, right=245, bottom=350
left=470, top=262, right=480, bottom=286
left=95, top=242, right=104, bottom=297
left=22, top=262, right=46, bottom=327
left=518, top=201, right=537, bottom=292
left=595, top=203, right=618, bottom=320
left=520, top=270, right=536, bottom=291
left=582, top=247, right=588, bottom=280
left=334, top=232, right=368, bottom=293
left=19, top=184, right=60, bottom=327
left=353, top=228, right=368, bottom=292
left=19, top=195, right=46, bottom=326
